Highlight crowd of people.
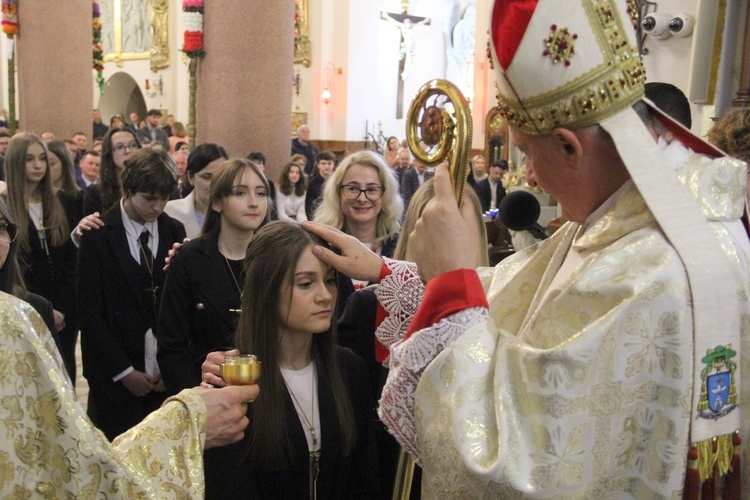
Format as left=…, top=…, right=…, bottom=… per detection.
left=1, top=1, right=749, bottom=495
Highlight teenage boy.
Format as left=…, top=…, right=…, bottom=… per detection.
left=78, top=147, right=187, bottom=440
left=305, top=151, right=336, bottom=220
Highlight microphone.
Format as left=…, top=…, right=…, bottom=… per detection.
left=498, top=190, right=548, bottom=240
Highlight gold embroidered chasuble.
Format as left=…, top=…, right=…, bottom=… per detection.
left=379, top=155, right=750, bottom=498
left=0, top=292, right=207, bottom=498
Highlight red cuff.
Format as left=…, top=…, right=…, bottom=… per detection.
left=405, top=269, right=488, bottom=340
left=375, top=261, right=393, bottom=363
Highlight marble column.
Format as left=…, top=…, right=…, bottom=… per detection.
left=197, top=1, right=295, bottom=182
left=16, top=0, right=92, bottom=140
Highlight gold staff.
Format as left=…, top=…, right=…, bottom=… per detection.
left=392, top=79, right=472, bottom=500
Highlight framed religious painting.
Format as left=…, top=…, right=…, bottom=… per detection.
left=294, top=0, right=311, bottom=67
left=101, top=0, right=169, bottom=70
left=292, top=112, right=307, bottom=137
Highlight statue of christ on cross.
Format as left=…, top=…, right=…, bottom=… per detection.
left=381, top=1, right=431, bottom=118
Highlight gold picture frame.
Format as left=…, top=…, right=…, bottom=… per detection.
left=101, top=0, right=169, bottom=71
left=292, top=111, right=308, bottom=137
left=294, top=0, right=311, bottom=67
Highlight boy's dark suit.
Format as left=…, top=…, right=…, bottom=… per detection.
left=475, top=177, right=506, bottom=213
left=77, top=202, right=186, bottom=440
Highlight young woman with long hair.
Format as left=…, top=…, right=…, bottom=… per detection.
left=383, top=135, right=400, bottom=168
left=46, top=139, right=81, bottom=197
left=157, top=158, right=270, bottom=393
left=3, top=132, right=79, bottom=382
left=200, top=222, right=378, bottom=498
left=276, top=160, right=307, bottom=222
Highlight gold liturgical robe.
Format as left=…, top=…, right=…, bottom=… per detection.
left=376, top=154, right=750, bottom=497
left=0, top=292, right=207, bottom=498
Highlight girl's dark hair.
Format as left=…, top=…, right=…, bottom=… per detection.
left=186, top=142, right=228, bottom=177
left=99, top=127, right=141, bottom=212
left=46, top=139, right=80, bottom=195
left=0, top=198, right=26, bottom=298
left=278, top=161, right=307, bottom=197
left=200, top=158, right=271, bottom=239
left=182, top=143, right=228, bottom=197
left=236, top=221, right=356, bottom=469
left=4, top=132, right=70, bottom=252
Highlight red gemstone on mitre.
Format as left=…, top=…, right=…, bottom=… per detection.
left=492, top=0, right=540, bottom=71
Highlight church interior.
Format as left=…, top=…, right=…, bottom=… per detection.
left=0, top=0, right=746, bottom=185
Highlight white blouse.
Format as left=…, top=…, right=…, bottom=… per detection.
left=276, top=190, right=307, bottom=222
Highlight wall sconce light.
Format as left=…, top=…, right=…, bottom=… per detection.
left=145, top=74, right=163, bottom=98
left=321, top=61, right=342, bottom=105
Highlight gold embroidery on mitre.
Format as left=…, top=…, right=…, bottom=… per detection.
left=625, top=0, right=639, bottom=31
left=496, top=0, right=645, bottom=134
left=543, top=25, right=578, bottom=66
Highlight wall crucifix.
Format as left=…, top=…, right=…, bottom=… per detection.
left=381, top=0, right=430, bottom=118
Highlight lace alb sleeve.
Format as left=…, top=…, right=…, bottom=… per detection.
left=375, top=258, right=423, bottom=350
left=378, top=306, right=489, bottom=464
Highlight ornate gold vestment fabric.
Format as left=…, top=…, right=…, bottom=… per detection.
left=0, top=293, right=207, bottom=498
left=376, top=155, right=750, bottom=498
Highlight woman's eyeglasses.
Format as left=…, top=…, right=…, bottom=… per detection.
left=0, top=221, right=18, bottom=244
left=112, top=142, right=139, bottom=154
left=340, top=184, right=384, bottom=201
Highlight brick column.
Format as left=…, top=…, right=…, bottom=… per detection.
left=197, top=1, right=295, bottom=183
left=16, top=0, right=92, bottom=139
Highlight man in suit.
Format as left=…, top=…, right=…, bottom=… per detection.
left=76, top=150, right=100, bottom=190
left=137, top=109, right=170, bottom=150
left=78, top=147, right=186, bottom=440
left=291, top=124, right=319, bottom=175
left=475, top=159, right=507, bottom=212
left=400, top=157, right=434, bottom=211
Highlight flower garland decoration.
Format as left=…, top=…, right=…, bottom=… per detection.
left=183, top=0, right=204, bottom=58
left=92, top=2, right=105, bottom=94
left=1, top=0, right=18, bottom=35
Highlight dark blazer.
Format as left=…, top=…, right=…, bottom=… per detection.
left=337, top=288, right=422, bottom=499
left=82, top=184, right=103, bottom=216
left=400, top=168, right=434, bottom=210
left=291, top=138, right=319, bottom=175
left=137, top=126, right=170, bottom=150
left=156, top=234, right=242, bottom=395
left=204, top=347, right=379, bottom=499
left=77, top=203, right=186, bottom=440
left=475, top=177, right=506, bottom=213
left=305, top=174, right=326, bottom=220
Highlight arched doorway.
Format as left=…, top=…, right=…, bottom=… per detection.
left=96, top=72, right=147, bottom=126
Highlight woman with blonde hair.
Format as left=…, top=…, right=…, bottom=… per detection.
left=169, top=121, right=189, bottom=154
left=314, top=150, right=402, bottom=307
left=467, top=154, right=487, bottom=188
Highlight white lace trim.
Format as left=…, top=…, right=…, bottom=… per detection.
left=378, top=307, right=489, bottom=465
left=375, top=258, right=423, bottom=352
